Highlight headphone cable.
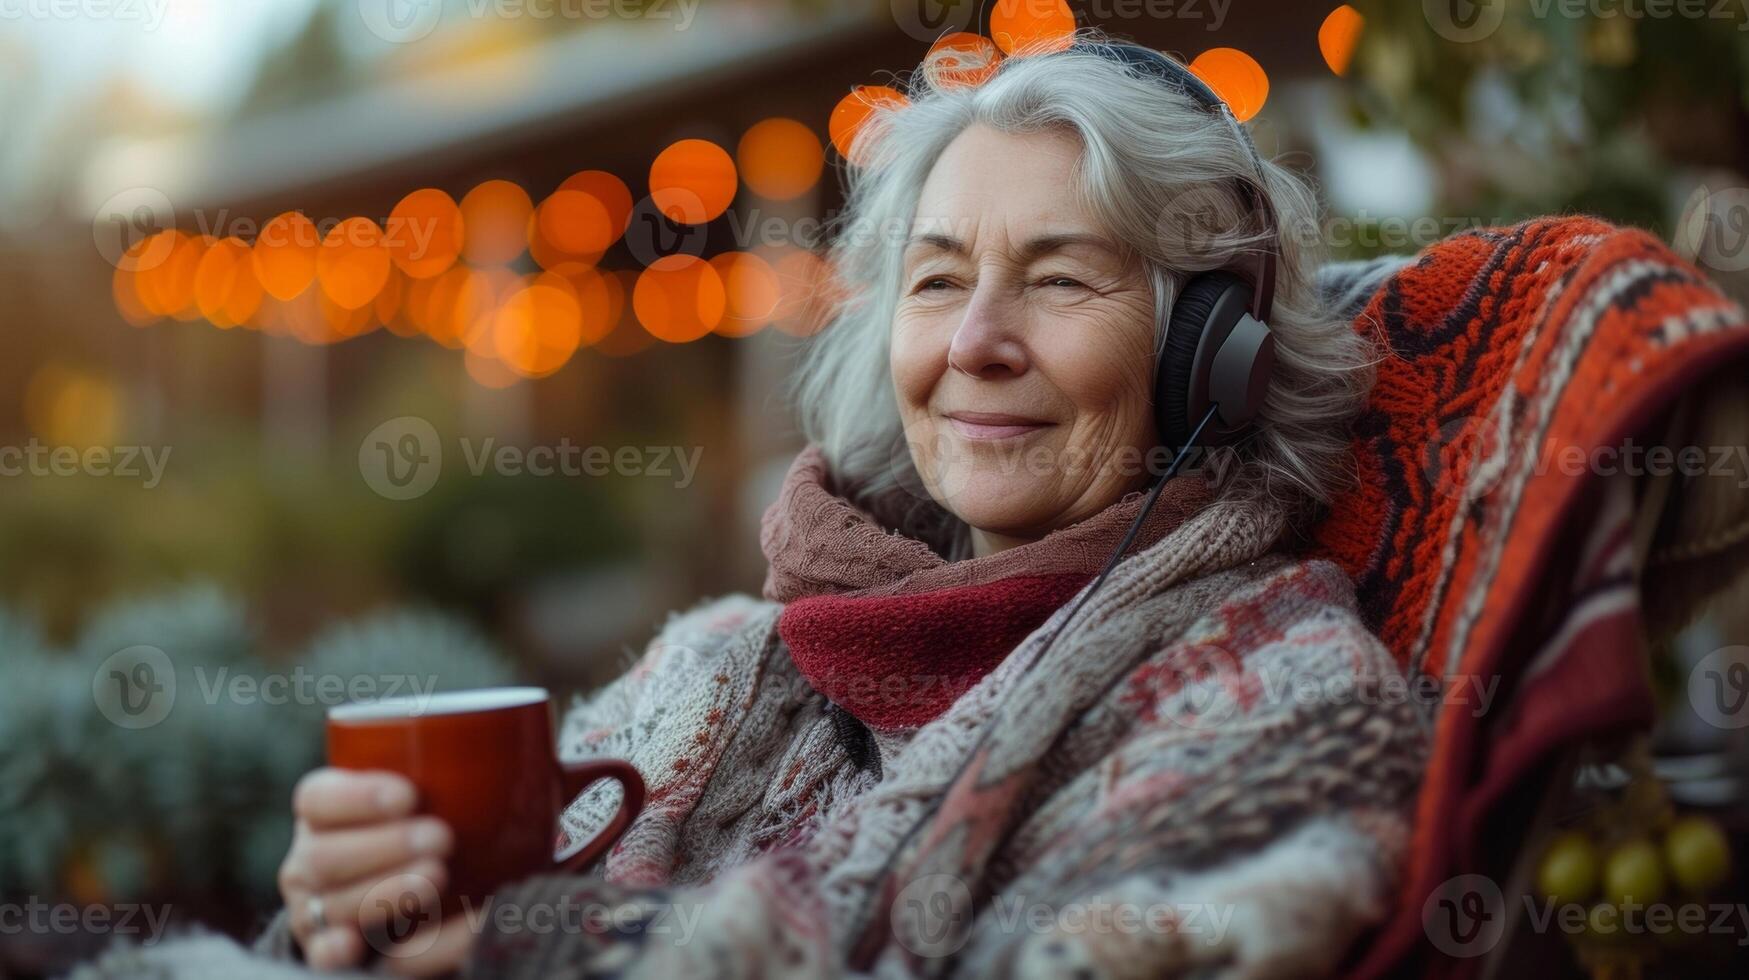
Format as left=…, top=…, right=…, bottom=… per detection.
left=1029, top=400, right=1221, bottom=661
left=846, top=401, right=1223, bottom=958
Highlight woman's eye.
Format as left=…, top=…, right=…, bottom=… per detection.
left=914, top=277, right=955, bottom=292
left=1040, top=276, right=1087, bottom=289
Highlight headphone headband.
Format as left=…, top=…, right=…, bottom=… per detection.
left=1054, top=41, right=1280, bottom=324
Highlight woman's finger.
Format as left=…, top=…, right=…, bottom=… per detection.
left=299, top=818, right=452, bottom=891
left=315, top=858, right=448, bottom=936
left=382, top=914, right=477, bottom=978
left=293, top=768, right=418, bottom=828
left=303, top=925, right=366, bottom=972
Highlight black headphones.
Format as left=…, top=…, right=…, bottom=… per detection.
left=1049, top=41, right=1281, bottom=457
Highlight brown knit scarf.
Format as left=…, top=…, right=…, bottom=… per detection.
left=760, top=446, right=1213, bottom=603
left=759, top=446, right=1213, bottom=732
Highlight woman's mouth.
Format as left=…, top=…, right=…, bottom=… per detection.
left=942, top=412, right=1055, bottom=441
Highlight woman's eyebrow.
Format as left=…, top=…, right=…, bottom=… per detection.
left=902, top=231, right=1120, bottom=262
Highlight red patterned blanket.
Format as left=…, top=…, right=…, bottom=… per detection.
left=1308, top=215, right=1749, bottom=977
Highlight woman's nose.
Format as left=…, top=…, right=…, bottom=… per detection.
left=947, top=284, right=1028, bottom=379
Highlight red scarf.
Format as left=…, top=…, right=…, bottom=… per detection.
left=760, top=448, right=1210, bottom=731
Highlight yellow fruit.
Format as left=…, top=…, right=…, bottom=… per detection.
left=1664, top=815, right=1731, bottom=894
left=1537, top=831, right=1600, bottom=906
left=1603, top=840, right=1666, bottom=906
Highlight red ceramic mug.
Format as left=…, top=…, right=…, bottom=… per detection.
left=326, top=686, right=645, bottom=910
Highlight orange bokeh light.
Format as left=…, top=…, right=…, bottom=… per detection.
left=1188, top=48, right=1269, bottom=122
left=253, top=212, right=321, bottom=301
left=559, top=170, right=632, bottom=239
left=131, top=230, right=180, bottom=316
left=633, top=254, right=724, bottom=343
left=925, top=33, right=1002, bottom=88
left=737, top=119, right=824, bottom=202
left=319, top=288, right=377, bottom=342
left=708, top=252, right=781, bottom=337
left=414, top=265, right=471, bottom=347
left=317, top=217, right=392, bottom=310
left=194, top=237, right=261, bottom=328
left=156, top=233, right=210, bottom=321
left=990, top=0, right=1076, bottom=56
left=536, top=189, right=615, bottom=256
left=451, top=265, right=518, bottom=356
left=376, top=266, right=416, bottom=335
left=116, top=228, right=178, bottom=276
left=1319, top=5, right=1363, bottom=77
left=527, top=228, right=603, bottom=275
left=112, top=244, right=157, bottom=327
left=494, top=275, right=584, bottom=377
left=828, top=85, right=908, bottom=165
left=387, top=188, right=464, bottom=279
left=460, top=179, right=533, bottom=265
left=649, top=139, right=738, bottom=224
left=560, top=266, right=622, bottom=347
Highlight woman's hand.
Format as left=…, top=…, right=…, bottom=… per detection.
left=277, top=768, right=454, bottom=971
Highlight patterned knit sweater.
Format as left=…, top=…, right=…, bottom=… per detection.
left=456, top=485, right=1429, bottom=978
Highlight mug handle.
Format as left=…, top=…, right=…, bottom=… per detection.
left=554, top=758, right=646, bottom=873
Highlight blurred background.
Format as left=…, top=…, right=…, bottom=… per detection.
left=0, top=0, right=1746, bottom=976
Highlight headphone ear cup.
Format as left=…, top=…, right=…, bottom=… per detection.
left=1154, top=270, right=1248, bottom=451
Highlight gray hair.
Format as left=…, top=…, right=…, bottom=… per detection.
left=791, top=34, right=1377, bottom=553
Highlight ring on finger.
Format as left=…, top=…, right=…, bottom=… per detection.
left=306, top=894, right=328, bottom=933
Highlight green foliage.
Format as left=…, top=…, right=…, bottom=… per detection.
left=1347, top=1, right=1749, bottom=246
left=72, top=584, right=253, bottom=668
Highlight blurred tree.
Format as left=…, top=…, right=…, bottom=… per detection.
left=1347, top=1, right=1748, bottom=244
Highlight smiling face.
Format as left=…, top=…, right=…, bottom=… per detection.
left=892, top=123, right=1160, bottom=556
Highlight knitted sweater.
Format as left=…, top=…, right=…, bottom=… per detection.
left=462, top=466, right=1433, bottom=978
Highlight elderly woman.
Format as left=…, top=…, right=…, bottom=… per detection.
left=245, top=36, right=1428, bottom=980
